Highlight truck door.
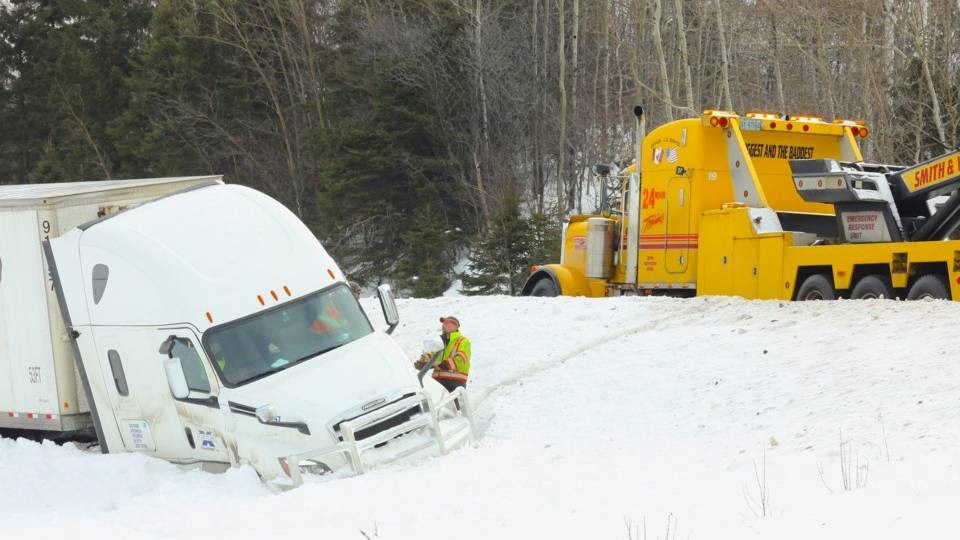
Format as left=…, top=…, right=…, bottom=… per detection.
left=156, top=330, right=232, bottom=465
left=665, top=177, right=691, bottom=273
left=87, top=326, right=149, bottom=451
left=90, top=327, right=230, bottom=466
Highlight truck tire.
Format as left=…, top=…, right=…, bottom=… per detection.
left=850, top=274, right=893, bottom=299
left=530, top=278, right=559, bottom=297
left=907, top=274, right=949, bottom=300
left=796, top=274, right=834, bottom=300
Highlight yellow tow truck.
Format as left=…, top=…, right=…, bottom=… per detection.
left=522, top=107, right=960, bottom=300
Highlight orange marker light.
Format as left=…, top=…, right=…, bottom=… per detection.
left=709, top=116, right=719, bottom=127
left=270, top=290, right=278, bottom=301
left=206, top=311, right=214, bottom=323
left=327, top=269, right=335, bottom=279
left=283, top=285, right=292, bottom=296
left=257, top=295, right=265, bottom=306
left=63, top=402, right=69, bottom=409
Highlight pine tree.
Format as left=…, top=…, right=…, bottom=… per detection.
left=311, top=1, right=469, bottom=288
left=526, top=210, right=563, bottom=267
left=0, top=1, right=153, bottom=183
left=460, top=199, right=533, bottom=296
left=395, top=201, right=458, bottom=297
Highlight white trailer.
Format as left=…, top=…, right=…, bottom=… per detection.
left=2, top=178, right=473, bottom=485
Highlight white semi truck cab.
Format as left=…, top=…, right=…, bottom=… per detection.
left=1, top=178, right=473, bottom=485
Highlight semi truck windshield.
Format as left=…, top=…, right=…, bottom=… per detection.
left=203, top=284, right=373, bottom=386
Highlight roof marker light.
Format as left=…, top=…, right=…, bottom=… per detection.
left=270, top=290, right=278, bottom=301
left=786, top=123, right=793, bottom=130
left=770, top=122, right=777, bottom=129
left=257, top=295, right=265, bottom=306
left=327, top=269, right=335, bottom=279
left=283, top=285, right=292, bottom=296
left=206, top=311, right=214, bottom=323
left=802, top=124, right=809, bottom=132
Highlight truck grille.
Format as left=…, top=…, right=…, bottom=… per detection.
left=333, top=393, right=420, bottom=442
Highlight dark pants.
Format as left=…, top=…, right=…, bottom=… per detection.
left=434, top=378, right=466, bottom=410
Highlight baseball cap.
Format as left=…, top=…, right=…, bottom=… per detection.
left=439, top=316, right=460, bottom=326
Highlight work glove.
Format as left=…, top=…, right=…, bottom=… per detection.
left=414, top=353, right=430, bottom=370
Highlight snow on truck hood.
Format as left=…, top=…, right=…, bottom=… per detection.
left=223, top=332, right=420, bottom=425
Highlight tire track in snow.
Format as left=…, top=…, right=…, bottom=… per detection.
left=470, top=307, right=682, bottom=409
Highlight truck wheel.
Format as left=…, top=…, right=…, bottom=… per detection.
left=530, top=278, right=559, bottom=297
left=850, top=274, right=893, bottom=299
left=796, top=274, right=834, bottom=300
left=907, top=275, right=949, bottom=300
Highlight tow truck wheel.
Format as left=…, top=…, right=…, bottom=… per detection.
left=530, top=278, right=559, bottom=297
left=907, top=275, right=949, bottom=300
left=851, top=274, right=893, bottom=299
left=796, top=274, right=835, bottom=300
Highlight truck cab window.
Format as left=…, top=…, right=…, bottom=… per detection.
left=170, top=339, right=211, bottom=394
left=204, top=283, right=373, bottom=387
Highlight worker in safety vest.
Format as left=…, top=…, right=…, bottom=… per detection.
left=311, top=292, right=347, bottom=334
left=415, top=316, right=471, bottom=394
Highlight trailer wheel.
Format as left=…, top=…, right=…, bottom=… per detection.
left=796, top=274, right=835, bottom=300
left=907, top=275, right=949, bottom=300
left=850, top=274, right=893, bottom=299
left=530, top=278, right=559, bottom=297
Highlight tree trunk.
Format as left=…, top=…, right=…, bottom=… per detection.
left=474, top=0, right=492, bottom=224
left=715, top=0, right=733, bottom=110
left=631, top=0, right=647, bottom=115
left=673, top=0, right=695, bottom=114
left=532, top=0, right=544, bottom=213
left=917, top=0, right=947, bottom=149
left=602, top=0, right=611, bottom=154
left=770, top=9, right=786, bottom=113
left=557, top=0, right=567, bottom=213
left=570, top=0, right=579, bottom=212
left=651, top=0, right=673, bottom=120
left=882, top=0, right=896, bottom=112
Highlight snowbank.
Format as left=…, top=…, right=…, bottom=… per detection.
left=4, top=295, right=960, bottom=539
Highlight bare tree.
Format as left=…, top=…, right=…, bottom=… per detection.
left=673, top=0, right=696, bottom=114
left=714, top=0, right=733, bottom=110
left=651, top=0, right=674, bottom=120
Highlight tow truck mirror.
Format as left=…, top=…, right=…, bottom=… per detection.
left=377, top=284, right=400, bottom=334
left=163, top=357, right=190, bottom=399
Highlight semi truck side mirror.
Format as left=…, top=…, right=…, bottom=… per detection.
left=256, top=404, right=278, bottom=423
left=377, top=284, right=400, bottom=335
left=158, top=335, right=191, bottom=355
left=163, top=357, right=190, bottom=399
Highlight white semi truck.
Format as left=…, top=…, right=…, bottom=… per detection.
left=0, top=177, right=473, bottom=485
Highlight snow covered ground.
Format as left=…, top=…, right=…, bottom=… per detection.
left=4, top=295, right=960, bottom=539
